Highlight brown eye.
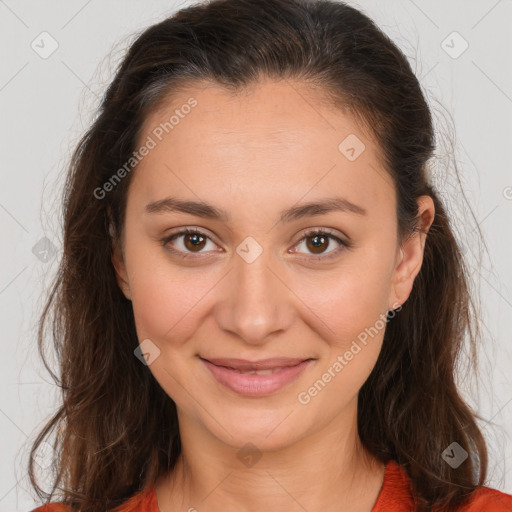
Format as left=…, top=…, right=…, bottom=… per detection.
left=162, top=228, right=217, bottom=258
left=292, top=229, right=348, bottom=259
left=306, top=233, right=330, bottom=254
left=183, top=232, right=207, bottom=252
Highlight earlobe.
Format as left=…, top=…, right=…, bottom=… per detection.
left=389, top=235, right=421, bottom=308
left=388, top=195, right=435, bottom=309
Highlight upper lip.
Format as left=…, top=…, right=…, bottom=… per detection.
left=200, top=356, right=311, bottom=371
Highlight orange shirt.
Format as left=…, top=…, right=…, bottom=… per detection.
left=31, top=459, right=512, bottom=512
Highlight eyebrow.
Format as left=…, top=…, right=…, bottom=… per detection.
left=144, top=196, right=367, bottom=223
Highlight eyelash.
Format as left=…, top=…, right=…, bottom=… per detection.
left=160, top=227, right=350, bottom=261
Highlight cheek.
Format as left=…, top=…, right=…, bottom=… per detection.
left=130, top=271, right=198, bottom=342
left=293, top=255, right=392, bottom=393
left=298, top=272, right=388, bottom=406
left=297, top=258, right=392, bottom=340
left=125, top=241, right=223, bottom=348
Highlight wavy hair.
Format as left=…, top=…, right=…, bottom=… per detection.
left=28, top=0, right=489, bottom=510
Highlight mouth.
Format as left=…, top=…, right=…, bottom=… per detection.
left=199, top=356, right=315, bottom=396
left=200, top=356, right=312, bottom=372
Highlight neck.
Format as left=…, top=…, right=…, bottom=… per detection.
left=155, top=402, right=385, bottom=512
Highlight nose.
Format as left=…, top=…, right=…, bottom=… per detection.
left=214, top=247, right=295, bottom=346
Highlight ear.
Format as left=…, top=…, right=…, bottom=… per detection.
left=110, top=223, right=132, bottom=301
left=388, top=195, right=435, bottom=309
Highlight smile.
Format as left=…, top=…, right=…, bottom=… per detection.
left=199, top=356, right=314, bottom=397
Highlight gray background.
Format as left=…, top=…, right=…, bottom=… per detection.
left=1, top=0, right=511, bottom=510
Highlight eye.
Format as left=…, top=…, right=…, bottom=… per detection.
left=161, top=228, right=219, bottom=259
left=290, top=229, right=349, bottom=260
left=160, top=227, right=350, bottom=260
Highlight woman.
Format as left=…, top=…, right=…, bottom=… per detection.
left=28, top=0, right=512, bottom=511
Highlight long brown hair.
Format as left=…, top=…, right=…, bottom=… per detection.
left=27, top=0, right=490, bottom=510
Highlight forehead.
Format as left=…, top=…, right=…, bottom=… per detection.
left=131, top=78, right=395, bottom=219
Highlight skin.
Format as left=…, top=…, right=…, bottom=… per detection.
left=112, top=77, right=435, bottom=512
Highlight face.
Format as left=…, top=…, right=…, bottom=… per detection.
left=112, top=77, right=433, bottom=452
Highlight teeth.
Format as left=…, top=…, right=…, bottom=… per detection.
left=238, top=367, right=283, bottom=375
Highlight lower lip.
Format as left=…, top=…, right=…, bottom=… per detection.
left=201, top=358, right=313, bottom=397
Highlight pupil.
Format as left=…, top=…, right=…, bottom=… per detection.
left=308, top=235, right=327, bottom=254
left=185, top=233, right=206, bottom=251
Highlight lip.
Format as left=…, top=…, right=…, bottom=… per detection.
left=201, top=356, right=310, bottom=371
left=200, top=356, right=314, bottom=397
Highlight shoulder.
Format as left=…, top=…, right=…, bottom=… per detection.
left=456, top=485, right=512, bottom=511
left=30, top=475, right=512, bottom=512
left=372, top=459, right=416, bottom=510
left=30, top=484, right=158, bottom=512
left=31, top=505, right=71, bottom=512
left=373, top=460, right=512, bottom=512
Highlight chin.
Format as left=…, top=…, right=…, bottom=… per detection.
left=204, top=407, right=308, bottom=453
